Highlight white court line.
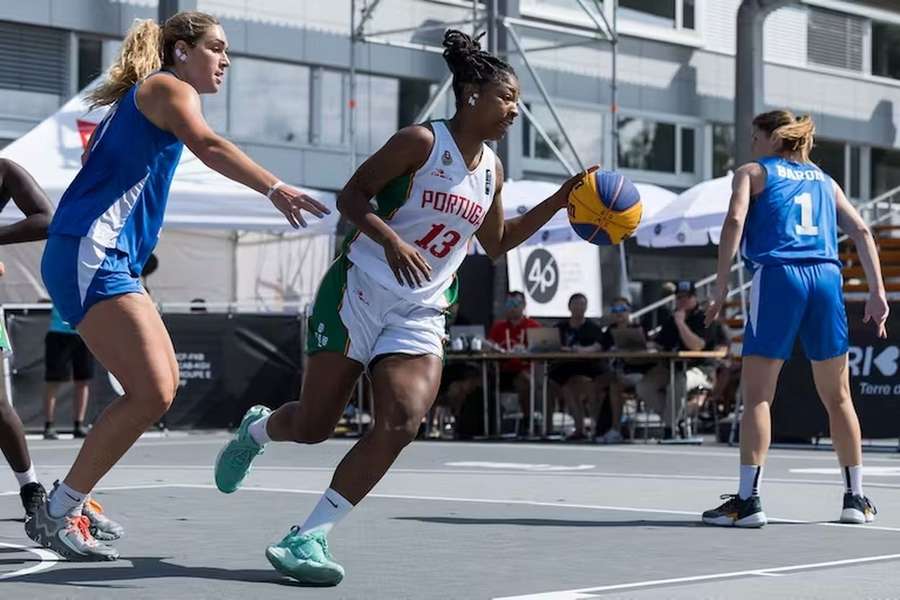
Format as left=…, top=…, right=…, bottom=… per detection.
left=490, top=553, right=900, bottom=599
left=26, top=438, right=231, bottom=452
left=26, top=464, right=900, bottom=490
left=0, top=542, right=59, bottom=580
left=155, top=483, right=900, bottom=533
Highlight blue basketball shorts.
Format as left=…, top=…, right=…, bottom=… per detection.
left=41, top=235, right=144, bottom=327
left=743, top=261, right=848, bottom=361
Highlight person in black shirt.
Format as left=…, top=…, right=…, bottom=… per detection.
left=636, top=281, right=729, bottom=434
left=550, top=293, right=605, bottom=440
left=597, top=297, right=650, bottom=443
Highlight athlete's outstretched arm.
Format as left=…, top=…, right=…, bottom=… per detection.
left=706, top=163, right=760, bottom=326
left=476, top=160, right=594, bottom=259
left=0, top=159, right=53, bottom=245
left=835, top=183, right=888, bottom=338
left=337, top=125, right=434, bottom=288
left=137, top=76, right=328, bottom=229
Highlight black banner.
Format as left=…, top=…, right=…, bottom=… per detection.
left=772, top=301, right=900, bottom=440
left=4, top=309, right=303, bottom=430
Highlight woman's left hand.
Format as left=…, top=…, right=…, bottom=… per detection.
left=270, top=184, right=331, bottom=229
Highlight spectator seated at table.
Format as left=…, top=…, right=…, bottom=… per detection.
left=549, top=293, right=605, bottom=440
left=636, top=281, right=729, bottom=436
left=488, top=291, right=541, bottom=435
left=596, top=297, right=652, bottom=444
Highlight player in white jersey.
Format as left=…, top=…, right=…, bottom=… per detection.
left=214, top=29, right=592, bottom=585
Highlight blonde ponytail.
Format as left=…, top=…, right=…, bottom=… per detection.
left=752, top=110, right=816, bottom=162
left=87, top=19, right=161, bottom=108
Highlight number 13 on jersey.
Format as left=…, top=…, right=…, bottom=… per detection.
left=415, top=223, right=462, bottom=258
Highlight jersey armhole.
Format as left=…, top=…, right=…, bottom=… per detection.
left=749, top=160, right=769, bottom=202
left=409, top=122, right=438, bottom=179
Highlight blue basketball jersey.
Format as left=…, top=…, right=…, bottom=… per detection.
left=49, top=72, right=183, bottom=277
left=741, top=156, right=840, bottom=270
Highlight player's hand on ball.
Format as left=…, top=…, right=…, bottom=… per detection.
left=863, top=293, right=889, bottom=339
left=270, top=184, right=331, bottom=229
left=553, top=165, right=599, bottom=210
left=385, top=236, right=432, bottom=288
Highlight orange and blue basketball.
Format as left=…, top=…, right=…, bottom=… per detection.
left=567, top=170, right=642, bottom=245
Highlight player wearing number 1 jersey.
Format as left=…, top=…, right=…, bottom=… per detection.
left=702, top=111, right=889, bottom=528
left=213, top=29, right=592, bottom=585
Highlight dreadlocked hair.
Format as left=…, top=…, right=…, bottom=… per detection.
left=442, top=29, right=515, bottom=107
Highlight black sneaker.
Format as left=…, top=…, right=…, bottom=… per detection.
left=702, top=494, right=767, bottom=528
left=43, top=426, right=59, bottom=440
left=73, top=425, right=89, bottom=439
left=20, top=482, right=47, bottom=519
left=840, top=493, right=876, bottom=524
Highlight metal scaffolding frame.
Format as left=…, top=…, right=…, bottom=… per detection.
left=348, top=0, right=630, bottom=296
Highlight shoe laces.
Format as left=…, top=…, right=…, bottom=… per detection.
left=716, top=493, right=740, bottom=508
left=67, top=515, right=96, bottom=545
left=228, top=439, right=262, bottom=467
left=284, top=527, right=332, bottom=559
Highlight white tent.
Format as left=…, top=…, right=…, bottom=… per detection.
left=635, top=173, right=733, bottom=248
left=0, top=88, right=339, bottom=308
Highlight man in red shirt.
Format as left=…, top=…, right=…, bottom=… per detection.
left=489, top=291, right=541, bottom=434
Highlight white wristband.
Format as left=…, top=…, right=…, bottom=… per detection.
left=265, top=180, right=285, bottom=200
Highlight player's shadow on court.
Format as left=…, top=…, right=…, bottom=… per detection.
left=395, top=516, right=706, bottom=528
left=11, top=556, right=321, bottom=588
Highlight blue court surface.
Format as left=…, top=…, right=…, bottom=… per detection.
left=2, top=434, right=899, bottom=599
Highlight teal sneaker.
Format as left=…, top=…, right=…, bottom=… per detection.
left=265, top=527, right=345, bottom=586
left=214, top=405, right=271, bottom=493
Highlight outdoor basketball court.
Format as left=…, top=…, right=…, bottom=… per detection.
left=2, top=434, right=899, bottom=599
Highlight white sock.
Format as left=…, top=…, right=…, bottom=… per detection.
left=48, top=481, right=87, bottom=518
left=738, top=465, right=762, bottom=500
left=844, top=465, right=864, bottom=496
left=249, top=414, right=271, bottom=446
left=13, top=464, right=38, bottom=488
left=298, top=488, right=354, bottom=536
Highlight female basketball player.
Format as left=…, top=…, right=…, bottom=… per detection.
left=214, top=29, right=592, bottom=585
left=702, top=111, right=888, bottom=528
left=26, top=12, right=329, bottom=560
left=0, top=158, right=53, bottom=518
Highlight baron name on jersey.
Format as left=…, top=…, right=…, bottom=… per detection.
left=421, top=189, right=485, bottom=226
left=775, top=164, right=825, bottom=181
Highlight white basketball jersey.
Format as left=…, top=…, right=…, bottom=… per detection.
left=346, top=120, right=496, bottom=308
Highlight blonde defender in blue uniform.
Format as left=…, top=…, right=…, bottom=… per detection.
left=26, top=12, right=329, bottom=560
left=215, top=29, right=593, bottom=586
left=703, top=111, right=889, bottom=528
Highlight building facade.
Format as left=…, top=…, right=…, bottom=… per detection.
left=0, top=0, right=898, bottom=288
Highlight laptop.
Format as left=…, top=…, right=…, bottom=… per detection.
left=449, top=325, right=486, bottom=341
left=527, top=327, right=561, bottom=352
left=610, top=326, right=648, bottom=351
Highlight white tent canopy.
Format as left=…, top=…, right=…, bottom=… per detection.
left=635, top=173, right=733, bottom=248
left=0, top=87, right=339, bottom=307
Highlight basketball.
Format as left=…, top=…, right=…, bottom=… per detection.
left=567, top=170, right=642, bottom=245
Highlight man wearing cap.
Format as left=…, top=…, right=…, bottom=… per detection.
left=636, top=281, right=728, bottom=437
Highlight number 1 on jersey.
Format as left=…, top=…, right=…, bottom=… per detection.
left=794, top=193, right=819, bottom=236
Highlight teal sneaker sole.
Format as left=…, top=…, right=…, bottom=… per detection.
left=265, top=545, right=345, bottom=586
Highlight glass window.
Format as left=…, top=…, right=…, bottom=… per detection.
left=353, top=74, right=399, bottom=154
left=523, top=103, right=604, bottom=167
left=871, top=148, right=900, bottom=197
left=850, top=146, right=860, bottom=199
left=320, top=69, right=345, bottom=146
left=203, top=71, right=229, bottom=132
left=810, top=139, right=845, bottom=190
left=229, top=57, right=310, bottom=144
left=618, top=117, right=675, bottom=173
left=683, top=0, right=695, bottom=30
left=680, top=127, right=695, bottom=174
left=398, top=78, right=432, bottom=128
left=807, top=8, right=864, bottom=72
left=872, top=21, right=900, bottom=80
left=77, top=37, right=103, bottom=91
left=712, top=123, right=735, bottom=177
left=620, top=0, right=675, bottom=28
